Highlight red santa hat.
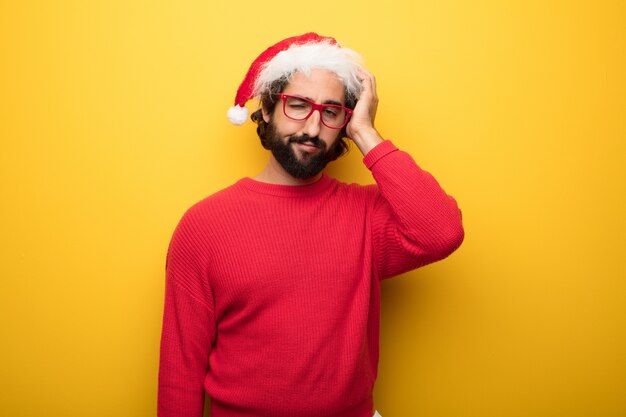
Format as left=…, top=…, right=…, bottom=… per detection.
left=227, top=32, right=364, bottom=125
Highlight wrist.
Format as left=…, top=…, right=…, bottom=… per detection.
left=350, top=126, right=384, bottom=155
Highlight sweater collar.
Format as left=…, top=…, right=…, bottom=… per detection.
left=237, top=173, right=335, bottom=198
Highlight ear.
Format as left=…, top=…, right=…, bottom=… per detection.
left=261, top=105, right=271, bottom=123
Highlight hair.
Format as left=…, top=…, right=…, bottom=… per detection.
left=250, top=74, right=358, bottom=161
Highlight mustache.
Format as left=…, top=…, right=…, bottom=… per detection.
left=288, top=135, right=325, bottom=149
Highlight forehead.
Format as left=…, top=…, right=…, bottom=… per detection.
left=282, top=69, right=346, bottom=103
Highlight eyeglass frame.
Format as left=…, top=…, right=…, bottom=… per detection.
left=275, top=94, right=353, bottom=130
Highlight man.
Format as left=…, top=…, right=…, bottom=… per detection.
left=158, top=33, right=464, bottom=417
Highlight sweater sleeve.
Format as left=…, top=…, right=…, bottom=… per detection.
left=158, top=211, right=216, bottom=417
left=363, top=140, right=465, bottom=279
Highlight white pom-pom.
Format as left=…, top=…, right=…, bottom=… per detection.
left=227, top=105, right=249, bottom=125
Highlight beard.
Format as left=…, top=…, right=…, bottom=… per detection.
left=265, top=122, right=338, bottom=180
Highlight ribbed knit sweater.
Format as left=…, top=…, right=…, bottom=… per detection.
left=158, top=140, right=464, bottom=417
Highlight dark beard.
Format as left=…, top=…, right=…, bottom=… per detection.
left=266, top=123, right=337, bottom=179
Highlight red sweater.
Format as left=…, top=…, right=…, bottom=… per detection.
left=158, top=140, right=464, bottom=417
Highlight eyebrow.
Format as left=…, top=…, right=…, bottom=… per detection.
left=323, top=99, right=344, bottom=107
left=295, top=95, right=345, bottom=107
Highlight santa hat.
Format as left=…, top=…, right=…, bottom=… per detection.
left=227, top=32, right=364, bottom=125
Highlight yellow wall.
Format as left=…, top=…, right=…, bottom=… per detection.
left=1, top=1, right=624, bottom=416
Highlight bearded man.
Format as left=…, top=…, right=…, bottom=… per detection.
left=158, top=33, right=464, bottom=417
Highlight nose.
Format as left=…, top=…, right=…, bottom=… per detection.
left=300, top=108, right=322, bottom=138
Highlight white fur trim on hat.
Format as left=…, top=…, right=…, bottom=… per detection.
left=253, top=41, right=363, bottom=100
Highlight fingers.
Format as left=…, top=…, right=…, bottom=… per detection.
left=356, top=69, right=378, bottom=121
left=358, top=69, right=377, bottom=100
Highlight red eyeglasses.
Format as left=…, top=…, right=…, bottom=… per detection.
left=276, top=94, right=353, bottom=129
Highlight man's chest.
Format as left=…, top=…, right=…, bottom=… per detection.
left=201, top=204, right=374, bottom=315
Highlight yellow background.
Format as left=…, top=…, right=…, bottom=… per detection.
left=1, top=1, right=625, bottom=416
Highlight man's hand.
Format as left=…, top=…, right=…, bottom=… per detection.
left=346, top=69, right=384, bottom=155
